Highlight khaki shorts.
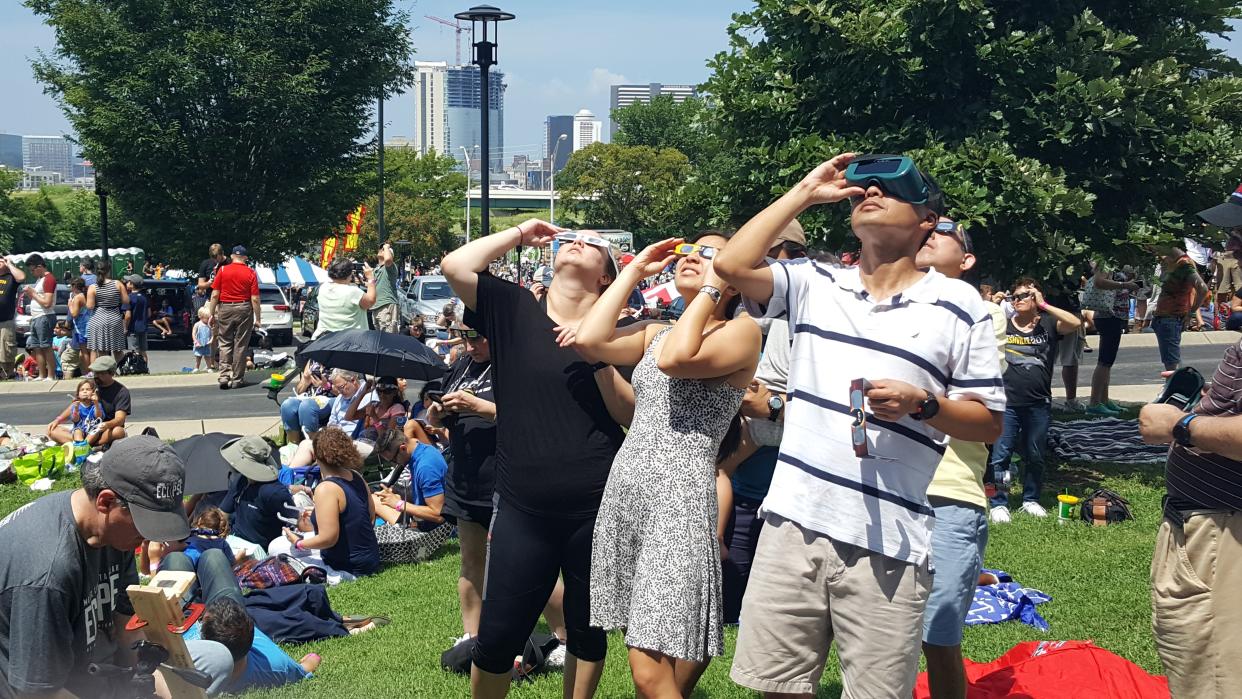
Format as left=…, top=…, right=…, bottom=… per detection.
left=731, top=515, right=931, bottom=697
left=372, top=303, right=400, bottom=334
left=1057, top=327, right=1084, bottom=366
left=1151, top=510, right=1242, bottom=699
left=0, top=319, right=14, bottom=373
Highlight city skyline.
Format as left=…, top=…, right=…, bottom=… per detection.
left=0, top=1, right=752, bottom=167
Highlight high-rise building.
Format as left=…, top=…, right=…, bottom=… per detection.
left=544, top=115, right=573, bottom=173
left=609, top=83, right=699, bottom=137
left=22, top=135, right=74, bottom=180
left=412, top=61, right=505, bottom=174
left=0, top=134, right=21, bottom=171
left=573, top=109, right=602, bottom=152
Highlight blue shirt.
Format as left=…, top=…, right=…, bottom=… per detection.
left=80, top=273, right=96, bottom=288
left=127, top=291, right=149, bottom=333
left=406, top=442, right=447, bottom=506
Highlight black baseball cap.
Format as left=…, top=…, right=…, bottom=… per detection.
left=1196, top=184, right=1242, bottom=229
left=232, top=245, right=249, bottom=256
left=99, top=435, right=190, bottom=541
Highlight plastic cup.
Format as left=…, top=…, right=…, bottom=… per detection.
left=1057, top=494, right=1080, bottom=523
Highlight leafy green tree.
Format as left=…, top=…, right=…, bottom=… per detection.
left=612, top=95, right=713, bottom=165
left=354, top=149, right=467, bottom=262
left=557, top=142, right=693, bottom=245
left=703, top=1, right=1242, bottom=278
left=26, top=0, right=414, bottom=266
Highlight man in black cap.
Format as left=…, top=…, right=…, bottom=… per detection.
left=206, top=246, right=261, bottom=389
left=0, top=435, right=190, bottom=699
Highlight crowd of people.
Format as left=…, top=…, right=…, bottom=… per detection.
left=0, top=152, right=1240, bottom=699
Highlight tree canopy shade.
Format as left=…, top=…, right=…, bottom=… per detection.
left=26, top=0, right=414, bottom=265
left=703, top=0, right=1242, bottom=278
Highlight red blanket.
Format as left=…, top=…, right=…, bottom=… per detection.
left=914, top=641, right=1169, bottom=699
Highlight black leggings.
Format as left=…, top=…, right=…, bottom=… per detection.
left=472, top=500, right=607, bottom=674
left=1095, top=316, right=1125, bottom=367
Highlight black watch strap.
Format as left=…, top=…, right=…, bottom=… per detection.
left=910, top=393, right=939, bottom=421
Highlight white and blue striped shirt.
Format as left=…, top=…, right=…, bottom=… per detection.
left=752, top=260, right=1005, bottom=564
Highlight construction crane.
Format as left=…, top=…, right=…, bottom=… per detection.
left=425, top=15, right=467, bottom=65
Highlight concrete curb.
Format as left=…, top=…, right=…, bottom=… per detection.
left=0, top=372, right=238, bottom=395
left=15, top=416, right=283, bottom=441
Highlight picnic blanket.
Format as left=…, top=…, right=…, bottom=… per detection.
left=913, top=640, right=1169, bottom=699
left=965, top=568, right=1052, bottom=631
left=1048, top=417, right=1168, bottom=464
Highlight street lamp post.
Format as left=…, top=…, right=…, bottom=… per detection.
left=378, top=89, right=386, bottom=243
left=460, top=145, right=474, bottom=242
left=549, top=133, right=567, bottom=225
left=456, top=5, right=515, bottom=266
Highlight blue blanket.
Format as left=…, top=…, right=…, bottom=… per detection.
left=965, top=568, right=1052, bottom=631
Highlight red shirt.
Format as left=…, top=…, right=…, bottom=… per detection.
left=211, top=261, right=259, bottom=303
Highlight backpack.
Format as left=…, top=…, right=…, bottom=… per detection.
left=1080, top=488, right=1133, bottom=526
left=440, top=633, right=560, bottom=682
left=118, top=350, right=149, bottom=376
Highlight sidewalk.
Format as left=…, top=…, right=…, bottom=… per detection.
left=1102, top=329, right=1237, bottom=350
left=14, top=416, right=282, bottom=441
left=0, top=372, right=226, bottom=395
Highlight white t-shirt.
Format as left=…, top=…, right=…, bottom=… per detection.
left=750, top=260, right=1006, bottom=564
left=313, top=283, right=367, bottom=339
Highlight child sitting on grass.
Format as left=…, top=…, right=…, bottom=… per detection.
left=141, top=506, right=238, bottom=576
left=46, top=379, right=102, bottom=445
left=193, top=307, right=215, bottom=371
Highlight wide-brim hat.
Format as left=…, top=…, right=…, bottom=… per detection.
left=219, top=436, right=280, bottom=482
left=1197, top=184, right=1242, bottom=229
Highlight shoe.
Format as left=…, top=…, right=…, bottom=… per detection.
left=1021, top=501, right=1049, bottom=518
left=229, top=380, right=244, bottom=389
left=990, top=506, right=1011, bottom=524
left=218, top=381, right=229, bottom=390
left=545, top=643, right=567, bottom=669
left=1062, top=400, right=1085, bottom=412
left=452, top=633, right=473, bottom=647
left=1086, top=403, right=1121, bottom=416
left=1105, top=400, right=1125, bottom=412
left=1083, top=345, right=1094, bottom=353
left=141, top=427, right=160, bottom=438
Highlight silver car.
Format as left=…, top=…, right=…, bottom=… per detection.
left=400, top=275, right=458, bottom=331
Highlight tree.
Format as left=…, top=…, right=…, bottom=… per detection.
left=612, top=95, right=713, bottom=164
left=26, top=0, right=414, bottom=266
left=703, top=1, right=1242, bottom=279
left=556, top=142, right=692, bottom=245
left=354, top=149, right=467, bottom=263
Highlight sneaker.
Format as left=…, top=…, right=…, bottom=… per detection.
left=990, top=506, right=1011, bottom=524
left=545, top=643, right=567, bottom=669
left=453, top=633, right=473, bottom=647
left=1021, top=501, right=1049, bottom=518
left=1105, top=400, right=1125, bottom=412
left=1086, top=403, right=1120, bottom=417
left=1062, top=399, right=1086, bottom=412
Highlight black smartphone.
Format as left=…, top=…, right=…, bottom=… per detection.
left=426, top=390, right=445, bottom=404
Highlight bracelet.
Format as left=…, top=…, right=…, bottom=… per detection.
left=1037, top=301, right=1049, bottom=310
left=699, top=285, right=723, bottom=304
left=396, top=500, right=405, bottom=512
left=590, top=361, right=608, bottom=373
left=294, top=539, right=304, bottom=550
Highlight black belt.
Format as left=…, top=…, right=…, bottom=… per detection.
left=1163, top=494, right=1238, bottom=529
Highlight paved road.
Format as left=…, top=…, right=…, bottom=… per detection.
left=139, top=338, right=302, bottom=375
left=1051, top=341, right=1228, bottom=390
left=9, top=341, right=1232, bottom=427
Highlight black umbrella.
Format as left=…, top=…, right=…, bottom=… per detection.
left=296, top=329, right=447, bottom=381
left=173, top=432, right=240, bottom=495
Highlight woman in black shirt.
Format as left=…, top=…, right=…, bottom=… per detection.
left=442, top=219, right=635, bottom=698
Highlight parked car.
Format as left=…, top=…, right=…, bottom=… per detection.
left=300, top=285, right=320, bottom=337
left=15, top=284, right=71, bottom=344
left=139, top=279, right=196, bottom=348
left=258, top=284, right=294, bottom=346
left=400, top=275, right=457, bottom=330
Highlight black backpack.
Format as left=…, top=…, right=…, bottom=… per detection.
left=1080, top=488, right=1133, bottom=526
left=118, top=350, right=149, bottom=376
left=440, top=633, right=559, bottom=682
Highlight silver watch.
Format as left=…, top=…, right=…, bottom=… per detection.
left=699, top=285, right=723, bottom=303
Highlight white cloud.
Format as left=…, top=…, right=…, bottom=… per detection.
left=587, top=67, right=629, bottom=95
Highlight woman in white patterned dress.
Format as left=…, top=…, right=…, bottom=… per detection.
left=573, top=231, right=761, bottom=698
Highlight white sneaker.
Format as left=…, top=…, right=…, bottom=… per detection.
left=1021, top=501, right=1049, bottom=518
left=990, top=506, right=1011, bottom=524
left=1062, top=399, right=1085, bottom=412
left=545, top=643, right=567, bottom=668
left=453, top=633, right=473, bottom=647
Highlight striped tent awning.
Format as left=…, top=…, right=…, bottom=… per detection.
left=255, top=257, right=330, bottom=286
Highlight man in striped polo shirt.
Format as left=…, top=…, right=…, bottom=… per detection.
left=1139, top=223, right=1242, bottom=699
left=715, top=153, right=1005, bottom=698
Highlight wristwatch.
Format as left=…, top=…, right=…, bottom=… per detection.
left=1173, top=414, right=1198, bottom=447
left=767, top=394, right=784, bottom=421
left=910, top=392, right=940, bottom=421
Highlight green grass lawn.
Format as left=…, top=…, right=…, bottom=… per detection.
left=0, top=452, right=1167, bottom=698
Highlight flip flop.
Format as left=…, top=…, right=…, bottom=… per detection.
left=342, top=614, right=391, bottom=627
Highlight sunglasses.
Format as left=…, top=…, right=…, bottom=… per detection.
left=673, top=243, right=718, bottom=260
left=934, top=221, right=971, bottom=254
left=1013, top=291, right=1035, bottom=301
left=850, top=378, right=871, bottom=459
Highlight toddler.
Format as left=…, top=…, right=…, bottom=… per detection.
left=192, top=307, right=215, bottom=371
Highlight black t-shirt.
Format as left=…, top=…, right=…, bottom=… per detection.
left=95, top=381, right=132, bottom=420
left=0, top=491, right=138, bottom=698
left=441, top=355, right=497, bottom=511
left=1002, top=314, right=1060, bottom=407
left=464, top=273, right=625, bottom=518
left=220, top=473, right=293, bottom=546
left=198, top=258, right=222, bottom=286
left=0, top=271, right=17, bottom=324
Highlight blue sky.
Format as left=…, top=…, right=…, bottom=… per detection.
left=0, top=1, right=1237, bottom=165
